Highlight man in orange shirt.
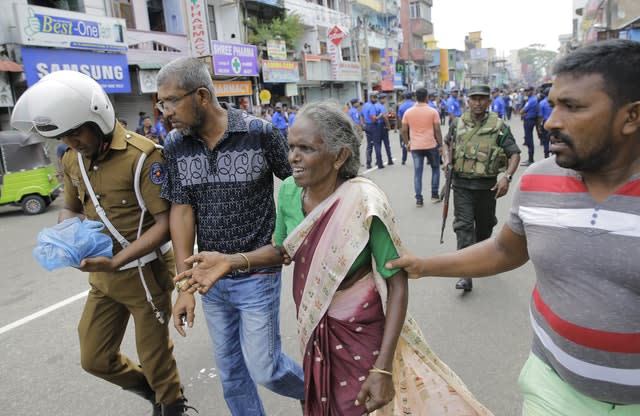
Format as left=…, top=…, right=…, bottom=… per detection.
left=401, top=87, right=444, bottom=206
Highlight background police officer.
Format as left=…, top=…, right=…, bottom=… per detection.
left=445, top=84, right=520, bottom=292
left=11, top=71, right=192, bottom=416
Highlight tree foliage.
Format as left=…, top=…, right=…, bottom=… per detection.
left=518, top=44, right=557, bottom=85
left=246, top=13, right=304, bottom=51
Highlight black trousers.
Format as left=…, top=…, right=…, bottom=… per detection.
left=452, top=186, right=498, bottom=250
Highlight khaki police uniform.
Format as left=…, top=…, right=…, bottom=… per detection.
left=62, top=122, right=181, bottom=404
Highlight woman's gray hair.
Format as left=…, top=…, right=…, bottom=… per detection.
left=296, top=100, right=361, bottom=179
left=157, top=57, right=215, bottom=98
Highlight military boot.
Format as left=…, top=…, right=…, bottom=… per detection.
left=123, top=381, right=161, bottom=416
left=162, top=396, right=198, bottom=416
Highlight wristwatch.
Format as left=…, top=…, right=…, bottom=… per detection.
left=505, top=174, right=513, bottom=182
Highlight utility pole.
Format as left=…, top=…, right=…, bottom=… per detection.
left=364, top=16, right=371, bottom=94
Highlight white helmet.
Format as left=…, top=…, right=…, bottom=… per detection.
left=11, top=70, right=115, bottom=138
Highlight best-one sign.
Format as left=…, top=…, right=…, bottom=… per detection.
left=13, top=4, right=127, bottom=52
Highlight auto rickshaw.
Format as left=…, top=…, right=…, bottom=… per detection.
left=0, top=130, right=61, bottom=214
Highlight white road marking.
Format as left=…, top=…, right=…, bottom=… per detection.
left=0, top=290, right=88, bottom=335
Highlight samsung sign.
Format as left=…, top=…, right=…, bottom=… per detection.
left=21, top=47, right=131, bottom=93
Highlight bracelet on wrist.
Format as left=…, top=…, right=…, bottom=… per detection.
left=237, top=253, right=250, bottom=273
left=175, top=277, right=190, bottom=293
left=369, top=366, right=393, bottom=377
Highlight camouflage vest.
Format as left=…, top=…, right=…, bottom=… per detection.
left=452, top=112, right=508, bottom=178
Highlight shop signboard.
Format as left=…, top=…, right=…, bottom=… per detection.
left=21, top=47, right=131, bottom=93
left=14, top=4, right=127, bottom=52
left=262, top=60, right=299, bottom=83
left=211, top=41, right=258, bottom=76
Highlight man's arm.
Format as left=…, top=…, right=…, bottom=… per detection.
left=434, top=120, right=443, bottom=148
left=400, top=123, right=410, bottom=146
left=175, top=244, right=285, bottom=294
left=79, top=210, right=170, bottom=272
left=170, top=203, right=197, bottom=337
left=492, top=152, right=521, bottom=199
left=58, top=202, right=85, bottom=223
left=386, top=223, right=529, bottom=279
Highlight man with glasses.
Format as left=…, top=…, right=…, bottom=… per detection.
left=157, top=57, right=304, bottom=416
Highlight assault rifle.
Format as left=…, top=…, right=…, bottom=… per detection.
left=439, top=163, right=453, bottom=244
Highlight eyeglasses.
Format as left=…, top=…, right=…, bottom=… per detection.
left=155, top=86, right=203, bottom=112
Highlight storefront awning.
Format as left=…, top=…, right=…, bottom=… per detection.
left=134, top=63, right=164, bottom=70
left=0, top=60, right=23, bottom=72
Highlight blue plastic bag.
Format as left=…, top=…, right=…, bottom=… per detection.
left=33, top=217, right=113, bottom=271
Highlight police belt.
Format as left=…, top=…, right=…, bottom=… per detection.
left=119, top=241, right=172, bottom=271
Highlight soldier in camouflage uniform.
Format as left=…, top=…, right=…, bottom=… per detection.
left=445, top=85, right=521, bottom=292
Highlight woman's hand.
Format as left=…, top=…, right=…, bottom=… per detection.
left=355, top=372, right=395, bottom=413
left=173, top=251, right=233, bottom=294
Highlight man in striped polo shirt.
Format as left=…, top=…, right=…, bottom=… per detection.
left=387, top=39, right=640, bottom=415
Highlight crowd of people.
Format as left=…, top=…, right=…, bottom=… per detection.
left=9, top=39, right=640, bottom=416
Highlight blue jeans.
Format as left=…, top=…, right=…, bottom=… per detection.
left=411, top=148, right=440, bottom=201
left=201, top=271, right=304, bottom=416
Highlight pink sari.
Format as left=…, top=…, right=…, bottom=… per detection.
left=283, top=178, right=494, bottom=416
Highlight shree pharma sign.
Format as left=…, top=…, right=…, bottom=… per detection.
left=13, top=4, right=127, bottom=52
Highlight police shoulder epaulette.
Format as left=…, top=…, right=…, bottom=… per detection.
left=124, top=131, right=157, bottom=155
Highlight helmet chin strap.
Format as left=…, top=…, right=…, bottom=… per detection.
left=91, top=129, right=114, bottom=163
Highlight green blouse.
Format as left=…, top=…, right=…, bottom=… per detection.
left=274, top=176, right=400, bottom=279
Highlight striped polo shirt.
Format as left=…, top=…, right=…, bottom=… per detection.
left=508, top=157, right=640, bottom=405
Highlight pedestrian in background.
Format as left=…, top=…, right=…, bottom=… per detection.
left=271, top=102, right=289, bottom=139
left=491, top=88, right=506, bottom=119
left=537, top=87, right=552, bottom=158
left=362, top=92, right=383, bottom=169
left=155, top=114, right=168, bottom=144
left=444, top=84, right=520, bottom=292
left=503, top=91, right=513, bottom=120
left=11, top=70, right=190, bottom=415
left=288, top=105, right=298, bottom=128
left=439, top=94, right=448, bottom=125
left=376, top=92, right=394, bottom=166
left=447, top=88, right=462, bottom=125
left=520, top=86, right=538, bottom=166
left=387, top=39, right=640, bottom=416
left=401, top=87, right=443, bottom=206
left=136, top=115, right=160, bottom=144
left=396, top=91, right=415, bottom=165
left=156, top=57, right=303, bottom=416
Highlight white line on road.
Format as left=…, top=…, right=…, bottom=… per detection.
left=0, top=290, right=88, bottom=335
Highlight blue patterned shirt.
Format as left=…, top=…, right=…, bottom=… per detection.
left=161, top=104, right=292, bottom=254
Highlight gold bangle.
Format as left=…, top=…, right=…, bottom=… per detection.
left=237, top=253, right=250, bottom=273
left=369, top=366, right=393, bottom=377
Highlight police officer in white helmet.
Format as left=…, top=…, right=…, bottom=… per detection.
left=11, top=70, right=194, bottom=416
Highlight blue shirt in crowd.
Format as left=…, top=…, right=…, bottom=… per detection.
left=271, top=110, right=288, bottom=130
left=447, top=96, right=461, bottom=117
left=361, top=101, right=378, bottom=125
left=491, top=95, right=506, bottom=117
left=523, top=95, right=539, bottom=120
left=397, top=99, right=415, bottom=121
left=538, top=97, right=552, bottom=122
left=348, top=107, right=361, bottom=125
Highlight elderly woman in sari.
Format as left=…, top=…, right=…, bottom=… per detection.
left=175, top=101, right=492, bottom=416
